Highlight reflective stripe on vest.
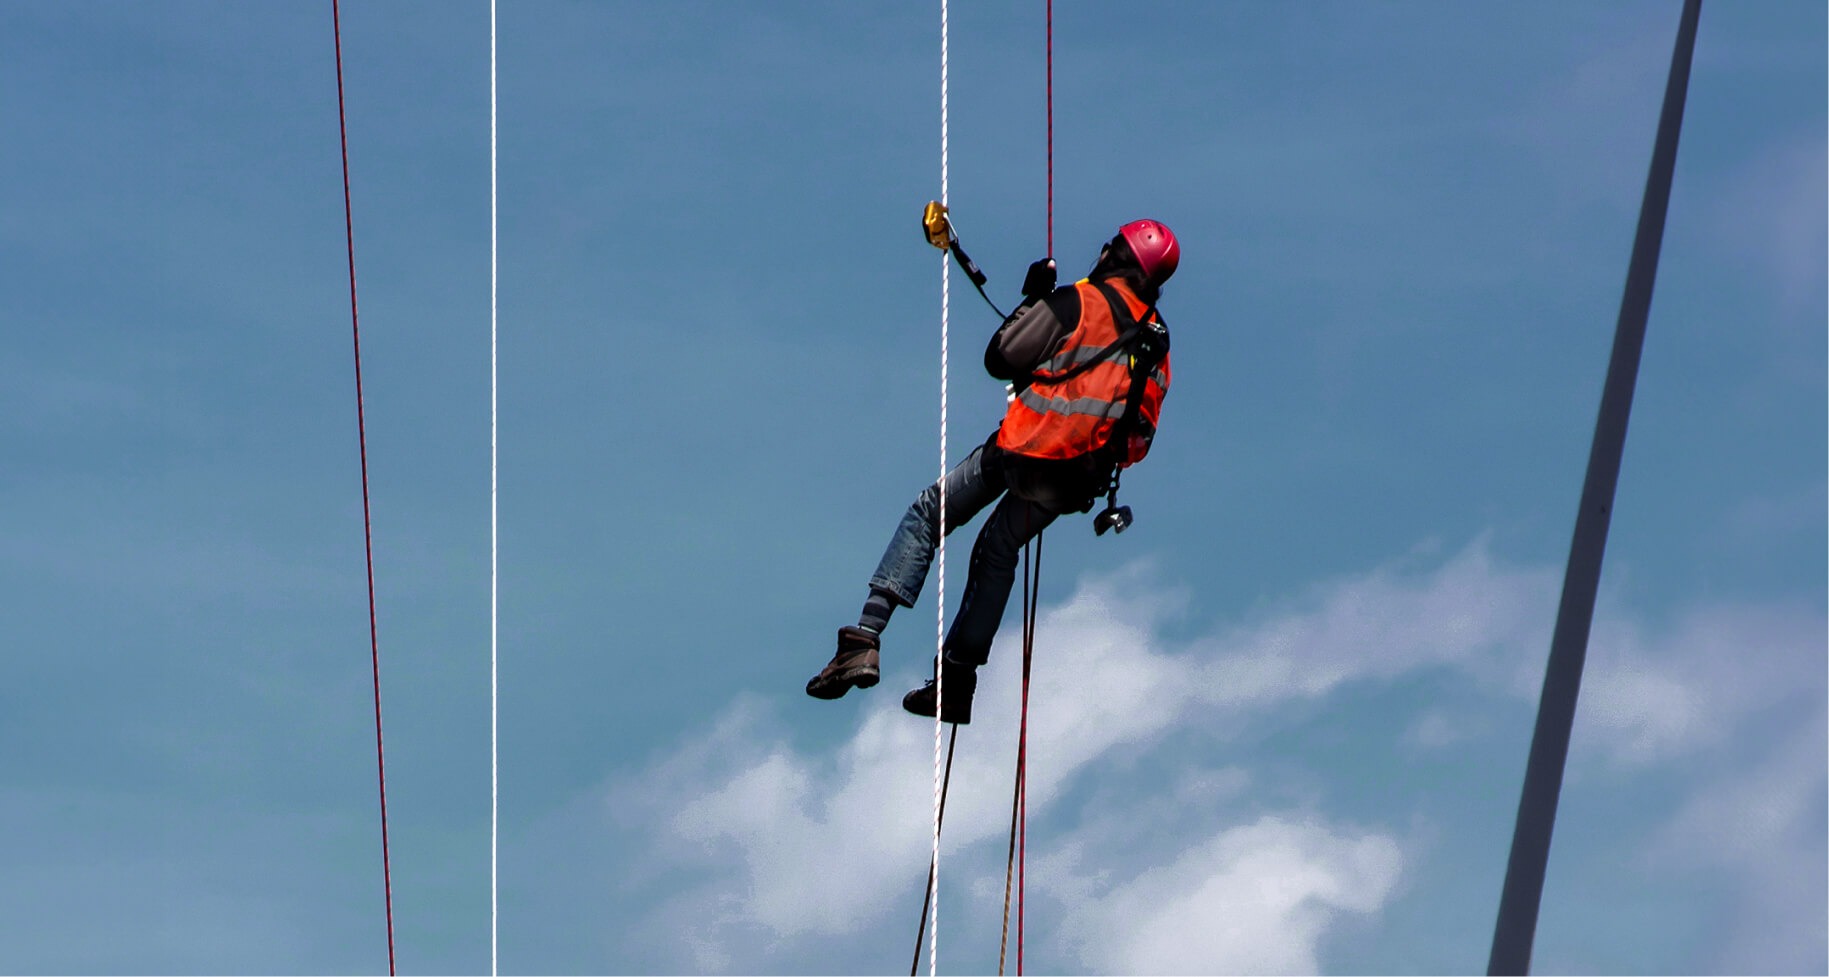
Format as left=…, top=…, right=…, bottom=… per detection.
left=1014, top=387, right=1127, bottom=420
left=1036, top=342, right=1123, bottom=374
left=995, top=279, right=1170, bottom=463
left=1013, top=363, right=1171, bottom=419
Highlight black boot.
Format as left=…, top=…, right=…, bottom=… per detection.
left=806, top=626, right=881, bottom=699
left=902, top=660, right=977, bottom=725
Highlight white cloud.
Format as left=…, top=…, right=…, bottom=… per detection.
left=1579, top=601, right=1826, bottom=765
left=1578, top=653, right=1701, bottom=762
left=1176, top=541, right=1558, bottom=703
left=1055, top=816, right=1402, bottom=976
left=604, top=541, right=1542, bottom=968
left=1648, top=708, right=1828, bottom=973
left=1404, top=709, right=1469, bottom=749
left=594, top=538, right=1824, bottom=972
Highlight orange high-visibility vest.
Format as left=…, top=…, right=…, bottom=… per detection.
left=996, top=279, right=1170, bottom=465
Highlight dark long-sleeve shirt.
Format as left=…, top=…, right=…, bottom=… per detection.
left=983, top=286, right=1083, bottom=382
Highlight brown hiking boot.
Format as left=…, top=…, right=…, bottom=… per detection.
left=902, top=662, right=976, bottom=724
left=806, top=626, right=881, bottom=699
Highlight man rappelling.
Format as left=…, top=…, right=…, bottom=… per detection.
left=806, top=219, right=1180, bottom=724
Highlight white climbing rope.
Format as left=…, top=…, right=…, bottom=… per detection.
left=489, top=0, right=499, bottom=972
left=929, top=0, right=949, bottom=973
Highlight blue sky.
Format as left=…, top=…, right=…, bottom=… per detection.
left=2, top=2, right=1823, bottom=974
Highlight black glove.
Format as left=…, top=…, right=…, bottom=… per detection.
left=1021, top=258, right=1057, bottom=300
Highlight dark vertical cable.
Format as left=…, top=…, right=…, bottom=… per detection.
left=1000, top=523, right=1042, bottom=975
left=1487, top=1, right=1702, bottom=972
left=332, top=2, right=397, bottom=972
left=999, top=537, right=1030, bottom=976
left=911, top=725, right=959, bottom=976
left=1017, top=531, right=1040, bottom=975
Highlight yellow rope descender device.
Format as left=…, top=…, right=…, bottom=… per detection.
left=922, top=200, right=1004, bottom=318
left=922, top=200, right=955, bottom=251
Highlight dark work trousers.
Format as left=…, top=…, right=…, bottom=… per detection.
left=867, top=437, right=1062, bottom=667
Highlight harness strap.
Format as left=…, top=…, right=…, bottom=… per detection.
left=1086, top=283, right=1168, bottom=532
left=1089, top=282, right=1169, bottom=457
left=1026, top=283, right=1164, bottom=390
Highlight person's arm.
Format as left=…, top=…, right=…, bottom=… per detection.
left=984, top=287, right=1079, bottom=380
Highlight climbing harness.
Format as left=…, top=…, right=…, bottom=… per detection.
left=330, top=2, right=396, bottom=972
left=995, top=279, right=1169, bottom=536
left=1093, top=472, right=1132, bottom=537
left=1092, top=285, right=1170, bottom=536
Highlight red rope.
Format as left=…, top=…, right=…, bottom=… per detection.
left=1020, top=6, right=1053, bottom=968
left=1007, top=8, right=1055, bottom=971
left=1000, top=525, right=1042, bottom=975
left=1045, top=0, right=1054, bottom=259
left=999, top=765, right=1019, bottom=973
left=332, top=3, right=396, bottom=972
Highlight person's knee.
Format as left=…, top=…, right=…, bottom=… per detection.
left=944, top=644, right=989, bottom=669
left=991, top=518, right=1039, bottom=559
left=971, top=539, right=1021, bottom=578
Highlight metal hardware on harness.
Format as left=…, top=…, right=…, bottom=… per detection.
left=1093, top=474, right=1132, bottom=536
left=1093, top=501, right=1132, bottom=536
left=1085, top=284, right=1168, bottom=539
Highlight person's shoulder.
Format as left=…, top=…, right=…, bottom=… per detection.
left=1043, top=284, right=1082, bottom=324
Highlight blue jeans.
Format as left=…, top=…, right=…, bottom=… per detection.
left=869, top=439, right=1061, bottom=667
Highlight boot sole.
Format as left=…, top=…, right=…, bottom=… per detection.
left=806, top=664, right=880, bottom=699
left=906, top=711, right=971, bottom=725
left=901, top=698, right=971, bottom=725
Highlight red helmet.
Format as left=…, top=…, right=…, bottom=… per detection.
left=1119, top=219, right=1180, bottom=286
